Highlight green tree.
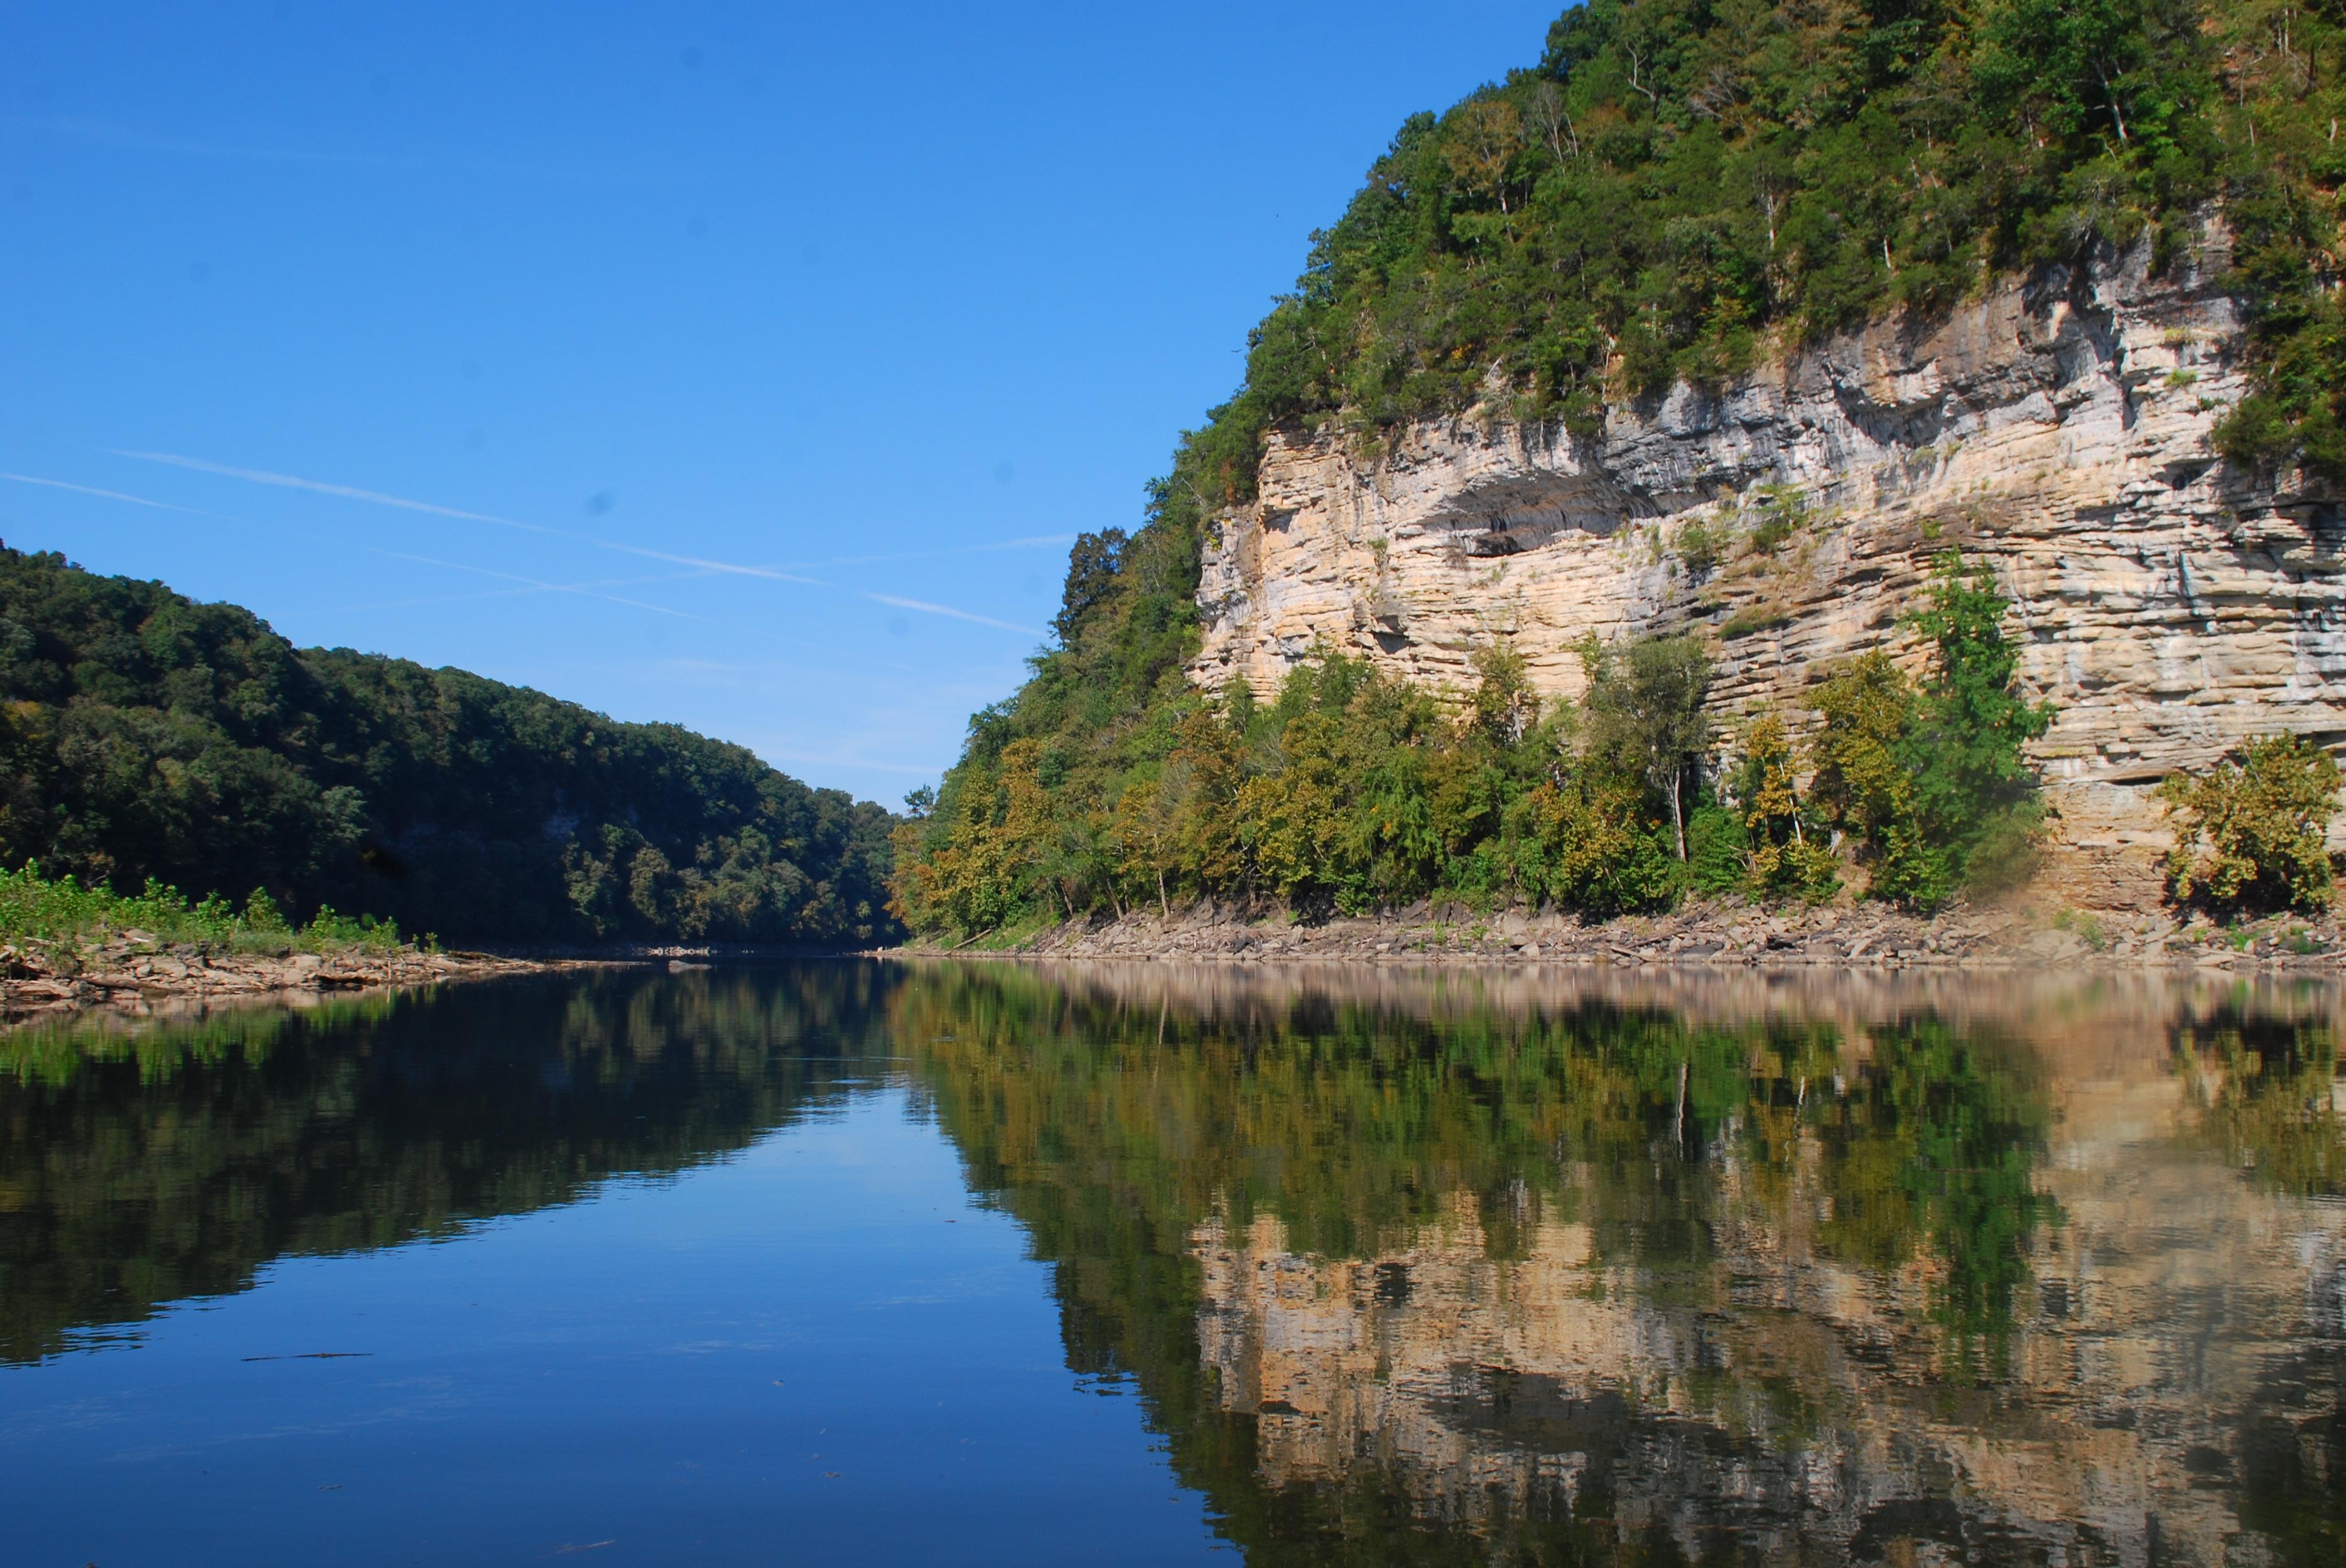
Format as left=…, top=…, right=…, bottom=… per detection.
left=1237, top=712, right=1356, bottom=912
left=1810, top=557, right=2051, bottom=909
left=1111, top=767, right=1188, bottom=917
left=1904, top=554, right=2056, bottom=892
left=1810, top=651, right=1932, bottom=899
left=1516, top=771, right=1680, bottom=916
left=1582, top=634, right=1714, bottom=862
left=1734, top=711, right=1839, bottom=902
left=1052, top=529, right=1128, bottom=645
left=1467, top=642, right=1540, bottom=747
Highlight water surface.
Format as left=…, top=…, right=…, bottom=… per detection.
left=2, top=961, right=2340, bottom=1564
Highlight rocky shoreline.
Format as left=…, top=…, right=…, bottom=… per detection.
left=13, top=899, right=2333, bottom=1019
left=924, top=898, right=2346, bottom=974
left=0, top=936, right=554, bottom=1019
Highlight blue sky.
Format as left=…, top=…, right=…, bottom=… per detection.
left=1, top=2, right=1559, bottom=806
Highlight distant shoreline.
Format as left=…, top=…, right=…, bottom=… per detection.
left=0, top=941, right=906, bottom=1024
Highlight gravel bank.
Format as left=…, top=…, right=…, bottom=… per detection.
left=922, top=899, right=2345, bottom=974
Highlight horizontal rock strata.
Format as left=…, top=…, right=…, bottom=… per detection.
left=1190, top=227, right=2346, bottom=889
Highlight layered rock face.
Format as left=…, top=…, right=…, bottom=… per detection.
left=1190, top=234, right=2346, bottom=888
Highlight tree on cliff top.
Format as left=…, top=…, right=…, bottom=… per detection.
left=1186, top=0, right=2322, bottom=506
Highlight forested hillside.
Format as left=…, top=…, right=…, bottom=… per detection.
left=892, top=0, right=2346, bottom=938
left=0, top=549, right=897, bottom=947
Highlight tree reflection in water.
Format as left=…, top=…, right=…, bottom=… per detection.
left=2, top=961, right=2338, bottom=1564
left=0, top=968, right=894, bottom=1364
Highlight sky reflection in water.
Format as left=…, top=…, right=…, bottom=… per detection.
left=0, top=961, right=2340, bottom=1565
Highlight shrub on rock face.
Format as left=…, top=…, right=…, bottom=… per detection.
left=2158, top=735, right=2342, bottom=914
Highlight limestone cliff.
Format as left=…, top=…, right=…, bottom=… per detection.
left=1189, top=232, right=2346, bottom=890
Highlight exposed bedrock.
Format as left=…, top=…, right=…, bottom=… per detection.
left=1189, top=231, right=2346, bottom=887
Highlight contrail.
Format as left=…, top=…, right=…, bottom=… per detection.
left=1, top=468, right=850, bottom=644
left=603, top=543, right=831, bottom=587
left=355, top=549, right=846, bottom=657
left=364, top=549, right=716, bottom=623
left=865, top=593, right=1043, bottom=638
left=107, top=449, right=1046, bottom=637
left=1, top=472, right=234, bottom=519
left=808, top=534, right=1076, bottom=569
left=112, top=450, right=563, bottom=534
left=0, top=472, right=723, bottom=623
left=323, top=569, right=720, bottom=614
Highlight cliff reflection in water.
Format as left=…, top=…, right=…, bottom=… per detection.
left=904, top=963, right=2346, bottom=1567
left=3, top=962, right=2340, bottom=1563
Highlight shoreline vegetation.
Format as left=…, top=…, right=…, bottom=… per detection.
left=892, top=549, right=2346, bottom=956
left=0, top=546, right=905, bottom=1016
left=0, top=863, right=548, bottom=1017
left=0, top=863, right=895, bottom=1022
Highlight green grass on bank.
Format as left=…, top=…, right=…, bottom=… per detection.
left=0, top=863, right=414, bottom=958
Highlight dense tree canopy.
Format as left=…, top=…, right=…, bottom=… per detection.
left=1201, top=0, right=2342, bottom=489
left=0, top=549, right=897, bottom=947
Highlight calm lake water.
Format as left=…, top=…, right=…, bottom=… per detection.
left=2, top=962, right=2341, bottom=1566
